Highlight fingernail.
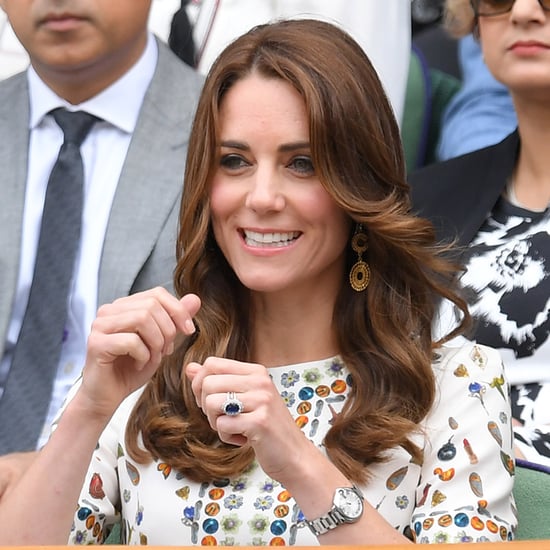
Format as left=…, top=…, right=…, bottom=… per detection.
left=185, top=319, right=196, bottom=333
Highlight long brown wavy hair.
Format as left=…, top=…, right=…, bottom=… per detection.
left=126, top=18, right=469, bottom=483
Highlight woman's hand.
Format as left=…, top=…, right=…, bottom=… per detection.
left=185, top=358, right=411, bottom=546
left=77, top=287, right=201, bottom=420
left=186, top=358, right=310, bottom=483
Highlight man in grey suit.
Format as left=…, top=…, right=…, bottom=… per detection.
left=0, top=0, right=203, bottom=481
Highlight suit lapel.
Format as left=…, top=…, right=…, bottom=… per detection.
left=98, top=43, right=200, bottom=305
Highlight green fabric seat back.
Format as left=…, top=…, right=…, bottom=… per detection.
left=402, top=45, right=461, bottom=173
left=514, top=459, right=550, bottom=540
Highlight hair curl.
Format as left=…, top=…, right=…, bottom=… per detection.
left=445, top=0, right=477, bottom=37
left=125, top=19, right=469, bottom=484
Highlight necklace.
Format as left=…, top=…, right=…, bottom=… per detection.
left=505, top=178, right=521, bottom=207
left=505, top=178, right=548, bottom=212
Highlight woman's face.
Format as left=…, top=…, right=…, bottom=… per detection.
left=209, top=73, right=351, bottom=297
left=478, top=0, right=550, bottom=96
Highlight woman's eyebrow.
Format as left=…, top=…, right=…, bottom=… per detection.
left=279, top=141, right=310, bottom=153
left=219, top=140, right=249, bottom=150
left=219, top=140, right=310, bottom=152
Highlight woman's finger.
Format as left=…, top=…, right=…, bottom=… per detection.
left=94, top=289, right=201, bottom=357
left=87, top=330, right=154, bottom=371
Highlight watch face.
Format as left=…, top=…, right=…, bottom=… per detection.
left=334, top=487, right=363, bottom=520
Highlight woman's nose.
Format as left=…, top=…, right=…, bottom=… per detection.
left=510, top=0, right=547, bottom=23
left=245, top=166, right=286, bottom=213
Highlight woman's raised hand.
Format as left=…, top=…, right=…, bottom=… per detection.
left=78, top=287, right=201, bottom=420
left=186, top=358, right=312, bottom=484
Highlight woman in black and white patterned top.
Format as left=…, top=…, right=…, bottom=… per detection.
left=411, top=0, right=550, bottom=467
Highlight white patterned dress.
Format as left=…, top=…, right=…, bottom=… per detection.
left=64, top=342, right=516, bottom=545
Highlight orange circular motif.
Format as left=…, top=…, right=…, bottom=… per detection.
left=315, top=385, right=330, bottom=397
left=201, top=536, right=217, bottom=545
left=331, top=380, right=346, bottom=394
left=278, top=490, right=292, bottom=502
left=86, top=515, right=96, bottom=530
left=297, top=402, right=312, bottom=414
left=471, top=516, right=484, bottom=530
left=295, top=416, right=308, bottom=428
left=208, top=488, right=224, bottom=500
left=270, top=537, right=286, bottom=546
left=486, top=520, right=498, bottom=534
left=205, top=502, right=220, bottom=516
left=274, top=505, right=290, bottom=518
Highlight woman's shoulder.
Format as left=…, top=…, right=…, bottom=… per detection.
left=425, top=342, right=510, bottom=437
left=409, top=130, right=518, bottom=186
left=432, top=342, right=505, bottom=379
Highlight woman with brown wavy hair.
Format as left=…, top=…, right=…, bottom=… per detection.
left=0, top=18, right=515, bottom=546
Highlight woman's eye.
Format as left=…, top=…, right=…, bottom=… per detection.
left=220, top=154, right=249, bottom=170
left=289, top=156, right=315, bottom=175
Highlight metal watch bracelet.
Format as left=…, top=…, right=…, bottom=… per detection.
left=307, top=508, right=350, bottom=536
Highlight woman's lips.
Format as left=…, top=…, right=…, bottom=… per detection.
left=509, top=40, right=550, bottom=54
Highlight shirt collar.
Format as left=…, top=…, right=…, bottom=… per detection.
left=28, top=32, right=158, bottom=134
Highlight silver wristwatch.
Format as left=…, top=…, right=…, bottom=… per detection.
left=306, top=485, right=364, bottom=536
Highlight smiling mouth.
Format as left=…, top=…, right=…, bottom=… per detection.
left=242, top=230, right=301, bottom=248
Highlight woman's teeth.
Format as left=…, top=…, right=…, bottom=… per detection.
left=244, top=230, right=300, bottom=247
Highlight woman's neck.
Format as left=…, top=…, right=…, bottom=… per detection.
left=511, top=98, right=550, bottom=210
left=250, top=290, right=340, bottom=368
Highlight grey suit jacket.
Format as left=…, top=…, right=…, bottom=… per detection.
left=0, top=40, right=204, bottom=360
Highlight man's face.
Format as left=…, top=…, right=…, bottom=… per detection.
left=0, top=0, right=152, bottom=93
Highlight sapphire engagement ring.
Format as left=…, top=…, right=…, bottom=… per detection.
left=221, top=391, right=244, bottom=416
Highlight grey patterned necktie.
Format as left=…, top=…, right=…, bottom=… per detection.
left=0, top=109, right=99, bottom=453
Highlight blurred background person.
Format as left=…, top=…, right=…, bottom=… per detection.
left=410, top=0, right=550, bottom=467
left=0, top=0, right=192, bottom=78
left=436, top=33, right=517, bottom=160
left=0, top=0, right=202, bottom=477
left=188, top=0, right=412, bottom=125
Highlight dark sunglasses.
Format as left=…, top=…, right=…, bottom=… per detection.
left=470, top=0, right=550, bottom=16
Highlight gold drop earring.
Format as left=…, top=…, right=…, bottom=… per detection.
left=349, top=225, right=370, bottom=292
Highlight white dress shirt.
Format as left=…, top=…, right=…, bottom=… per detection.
left=0, top=33, right=158, bottom=449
